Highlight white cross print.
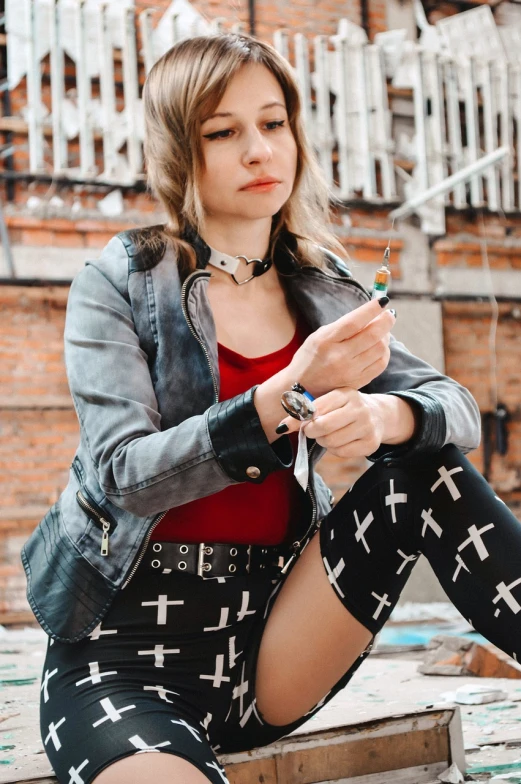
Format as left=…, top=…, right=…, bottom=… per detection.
left=237, top=591, right=256, bottom=622
left=201, top=712, right=213, bottom=732
left=92, top=697, right=136, bottom=727
left=200, top=654, right=231, bottom=688
left=371, top=591, right=391, bottom=620
left=232, top=662, right=249, bottom=717
left=228, top=635, right=243, bottom=669
left=143, top=685, right=179, bottom=703
left=206, top=760, right=229, bottom=783
left=171, top=718, right=203, bottom=742
left=44, top=717, right=66, bottom=750
left=396, top=549, right=418, bottom=575
left=68, top=759, right=90, bottom=784
left=421, top=508, right=443, bottom=539
left=493, top=577, right=521, bottom=616
left=204, top=607, right=232, bottom=632
left=431, top=465, right=464, bottom=501
left=354, top=509, right=374, bottom=553
left=41, top=667, right=58, bottom=702
left=453, top=553, right=470, bottom=582
left=239, top=697, right=264, bottom=728
left=141, top=594, right=184, bottom=625
left=129, top=734, right=171, bottom=753
left=458, top=523, right=494, bottom=561
left=89, top=623, right=118, bottom=641
left=137, top=643, right=180, bottom=667
left=76, top=661, right=117, bottom=687
left=385, top=480, right=408, bottom=523
left=322, top=556, right=346, bottom=598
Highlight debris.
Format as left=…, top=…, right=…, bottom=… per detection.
left=438, top=762, right=465, bottom=782
left=419, top=635, right=521, bottom=678
left=97, top=189, right=124, bottom=217
left=441, top=684, right=508, bottom=705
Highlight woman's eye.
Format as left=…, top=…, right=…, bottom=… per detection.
left=203, top=120, right=286, bottom=141
left=203, top=129, right=233, bottom=140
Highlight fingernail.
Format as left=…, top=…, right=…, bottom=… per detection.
left=389, top=308, right=397, bottom=318
left=378, top=296, right=390, bottom=308
left=275, top=423, right=289, bottom=434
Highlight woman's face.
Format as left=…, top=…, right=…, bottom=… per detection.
left=198, top=63, right=298, bottom=226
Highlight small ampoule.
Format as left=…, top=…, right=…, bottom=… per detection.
left=371, top=246, right=391, bottom=300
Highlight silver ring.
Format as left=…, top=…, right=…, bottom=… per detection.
left=179, top=545, right=189, bottom=554
left=203, top=562, right=212, bottom=572
left=178, top=561, right=187, bottom=570
left=204, top=546, right=214, bottom=555
left=151, top=559, right=161, bottom=568
left=152, top=543, right=162, bottom=552
left=229, top=564, right=237, bottom=573
left=230, top=547, right=237, bottom=556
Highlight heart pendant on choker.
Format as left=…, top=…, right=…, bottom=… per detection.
left=208, top=246, right=272, bottom=285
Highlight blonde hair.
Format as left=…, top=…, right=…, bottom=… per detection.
left=142, top=33, right=347, bottom=278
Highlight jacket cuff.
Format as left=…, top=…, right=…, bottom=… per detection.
left=207, top=386, right=293, bottom=483
left=367, top=390, right=447, bottom=462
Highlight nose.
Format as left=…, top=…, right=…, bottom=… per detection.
left=242, top=126, right=273, bottom=166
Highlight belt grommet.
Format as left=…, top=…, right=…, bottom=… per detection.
left=179, top=545, right=189, bottom=554
left=151, top=559, right=161, bottom=568
left=230, top=547, right=237, bottom=557
left=178, top=561, right=187, bottom=570
left=204, top=546, right=213, bottom=555
left=203, top=562, right=212, bottom=572
left=152, top=543, right=162, bottom=552
left=229, top=564, right=237, bottom=573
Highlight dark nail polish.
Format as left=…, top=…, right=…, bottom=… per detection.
left=389, top=308, right=397, bottom=318
left=378, top=296, right=390, bottom=308
left=275, top=423, right=289, bottom=435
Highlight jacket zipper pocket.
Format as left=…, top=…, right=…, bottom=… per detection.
left=76, top=490, right=116, bottom=557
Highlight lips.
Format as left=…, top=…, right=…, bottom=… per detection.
left=241, top=177, right=280, bottom=189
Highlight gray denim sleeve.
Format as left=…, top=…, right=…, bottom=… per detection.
left=364, top=334, right=481, bottom=461
left=64, top=245, right=291, bottom=517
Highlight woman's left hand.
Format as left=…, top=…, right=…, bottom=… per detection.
left=279, top=387, right=386, bottom=460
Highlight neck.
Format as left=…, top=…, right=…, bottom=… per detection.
left=199, top=216, right=272, bottom=260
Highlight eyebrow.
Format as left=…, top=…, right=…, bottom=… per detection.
left=201, top=101, right=287, bottom=125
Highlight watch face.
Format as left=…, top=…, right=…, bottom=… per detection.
left=280, top=390, right=315, bottom=421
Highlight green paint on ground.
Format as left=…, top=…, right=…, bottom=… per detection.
left=0, top=759, right=14, bottom=765
left=468, top=762, right=521, bottom=774
left=0, top=677, right=37, bottom=686
left=0, top=745, right=15, bottom=751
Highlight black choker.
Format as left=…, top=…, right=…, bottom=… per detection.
left=207, top=246, right=272, bottom=285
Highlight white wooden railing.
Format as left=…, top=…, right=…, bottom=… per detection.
left=6, top=0, right=521, bottom=223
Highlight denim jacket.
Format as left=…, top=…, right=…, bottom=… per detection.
left=21, top=225, right=481, bottom=642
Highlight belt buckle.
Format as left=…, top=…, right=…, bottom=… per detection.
left=197, top=543, right=214, bottom=579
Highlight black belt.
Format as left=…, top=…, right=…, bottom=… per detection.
left=143, top=540, right=290, bottom=579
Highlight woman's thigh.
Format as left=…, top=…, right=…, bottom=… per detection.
left=38, top=567, right=276, bottom=784
left=92, top=750, right=214, bottom=784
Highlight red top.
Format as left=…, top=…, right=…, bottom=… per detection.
left=151, top=313, right=311, bottom=545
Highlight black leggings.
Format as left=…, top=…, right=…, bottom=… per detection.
left=40, top=445, right=521, bottom=784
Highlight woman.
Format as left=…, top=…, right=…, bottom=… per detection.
left=23, top=33, right=520, bottom=784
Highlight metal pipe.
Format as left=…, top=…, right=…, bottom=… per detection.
left=389, top=146, right=510, bottom=221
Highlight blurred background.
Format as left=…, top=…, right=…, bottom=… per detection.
left=0, top=0, right=520, bottom=624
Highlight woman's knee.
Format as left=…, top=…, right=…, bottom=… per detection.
left=91, top=751, right=213, bottom=784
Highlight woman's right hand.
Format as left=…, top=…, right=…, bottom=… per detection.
left=287, top=298, right=396, bottom=398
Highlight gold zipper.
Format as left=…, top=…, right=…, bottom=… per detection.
left=76, top=490, right=114, bottom=557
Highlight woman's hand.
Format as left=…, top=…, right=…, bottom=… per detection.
left=277, top=388, right=418, bottom=459
left=286, top=298, right=395, bottom=399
